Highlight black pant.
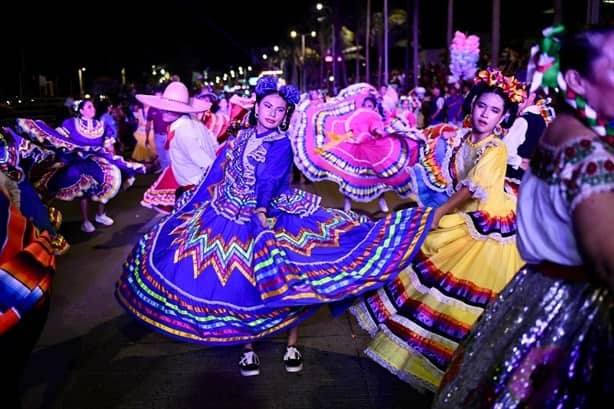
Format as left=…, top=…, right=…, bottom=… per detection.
left=0, top=300, right=50, bottom=409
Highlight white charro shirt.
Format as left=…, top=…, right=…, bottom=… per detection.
left=169, top=115, right=219, bottom=186
left=503, top=105, right=541, bottom=169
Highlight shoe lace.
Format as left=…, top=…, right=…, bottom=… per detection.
left=239, top=351, right=259, bottom=366
left=284, top=346, right=302, bottom=361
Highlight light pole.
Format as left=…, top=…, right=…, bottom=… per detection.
left=316, top=2, right=336, bottom=94
left=291, top=30, right=317, bottom=92
left=77, top=67, right=86, bottom=98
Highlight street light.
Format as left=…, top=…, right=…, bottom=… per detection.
left=77, top=67, right=86, bottom=98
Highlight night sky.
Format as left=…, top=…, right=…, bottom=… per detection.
left=0, top=0, right=600, bottom=96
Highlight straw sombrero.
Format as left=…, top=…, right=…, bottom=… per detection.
left=136, top=82, right=209, bottom=113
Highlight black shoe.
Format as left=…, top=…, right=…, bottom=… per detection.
left=239, top=349, right=260, bottom=376
left=283, top=345, right=303, bottom=373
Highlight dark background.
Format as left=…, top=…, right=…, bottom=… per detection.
left=0, top=0, right=609, bottom=97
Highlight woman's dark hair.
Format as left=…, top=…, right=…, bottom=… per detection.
left=560, top=25, right=614, bottom=78
left=248, top=89, right=296, bottom=131
left=462, top=83, right=519, bottom=128
left=75, top=98, right=96, bottom=118
left=77, top=99, right=92, bottom=112
left=542, top=25, right=614, bottom=113
left=362, top=95, right=378, bottom=108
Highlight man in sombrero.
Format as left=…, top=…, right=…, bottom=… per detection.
left=138, top=81, right=219, bottom=213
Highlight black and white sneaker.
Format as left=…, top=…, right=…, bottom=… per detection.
left=283, top=345, right=303, bottom=373
left=239, top=349, right=260, bottom=376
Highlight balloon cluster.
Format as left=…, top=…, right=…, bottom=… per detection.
left=449, top=31, right=480, bottom=83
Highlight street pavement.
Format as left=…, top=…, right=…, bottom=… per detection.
left=21, top=173, right=434, bottom=409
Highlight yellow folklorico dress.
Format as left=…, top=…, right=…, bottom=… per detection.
left=131, top=107, right=157, bottom=163
left=351, top=127, right=524, bottom=391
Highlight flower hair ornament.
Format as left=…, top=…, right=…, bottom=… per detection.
left=255, top=76, right=300, bottom=105
left=474, top=67, right=527, bottom=105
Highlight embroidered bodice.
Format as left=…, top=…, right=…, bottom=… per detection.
left=517, top=136, right=614, bottom=265
left=452, top=133, right=492, bottom=183
left=59, top=117, right=108, bottom=147
left=211, top=128, right=287, bottom=223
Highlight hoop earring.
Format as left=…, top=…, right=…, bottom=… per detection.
left=493, top=124, right=503, bottom=136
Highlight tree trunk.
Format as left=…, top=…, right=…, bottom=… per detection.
left=366, top=0, right=371, bottom=84
left=356, top=4, right=361, bottom=84
left=491, top=0, right=500, bottom=67
left=413, top=0, right=419, bottom=89
left=332, top=22, right=338, bottom=94
left=337, top=23, right=349, bottom=89
left=586, top=0, right=600, bottom=24
left=319, top=29, right=326, bottom=90
left=377, top=29, right=383, bottom=87
left=447, top=0, right=454, bottom=45
left=553, top=0, right=562, bottom=24
left=383, top=0, right=389, bottom=85
left=404, top=0, right=411, bottom=93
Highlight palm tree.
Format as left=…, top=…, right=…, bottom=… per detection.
left=371, top=10, right=384, bottom=87
left=413, top=0, right=419, bottom=89
left=586, top=0, right=600, bottom=24
left=370, top=7, right=407, bottom=87
left=554, top=0, right=562, bottom=24
left=366, top=0, right=371, bottom=84
left=384, top=0, right=389, bottom=85
left=492, top=0, right=501, bottom=67
left=447, top=0, right=454, bottom=45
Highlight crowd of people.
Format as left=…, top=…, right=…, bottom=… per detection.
left=0, top=24, right=612, bottom=408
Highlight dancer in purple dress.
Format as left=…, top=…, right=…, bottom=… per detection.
left=16, top=100, right=145, bottom=232
left=115, top=76, right=434, bottom=377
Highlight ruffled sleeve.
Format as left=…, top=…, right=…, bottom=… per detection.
left=457, top=141, right=507, bottom=201
left=503, top=117, right=528, bottom=169
left=256, top=136, right=293, bottom=209
left=560, top=138, right=614, bottom=211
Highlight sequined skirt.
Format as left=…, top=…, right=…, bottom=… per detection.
left=432, top=265, right=614, bottom=408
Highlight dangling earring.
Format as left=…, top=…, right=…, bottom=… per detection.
left=462, top=114, right=471, bottom=128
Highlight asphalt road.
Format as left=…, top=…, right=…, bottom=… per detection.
left=20, top=173, right=433, bottom=409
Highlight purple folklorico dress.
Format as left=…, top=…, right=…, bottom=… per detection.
left=115, top=127, right=434, bottom=345
left=16, top=117, right=145, bottom=203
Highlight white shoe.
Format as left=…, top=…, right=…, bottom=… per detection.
left=95, top=213, right=114, bottom=226
left=81, top=220, right=95, bottom=233
left=238, top=350, right=261, bottom=377
left=283, top=345, right=303, bottom=373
